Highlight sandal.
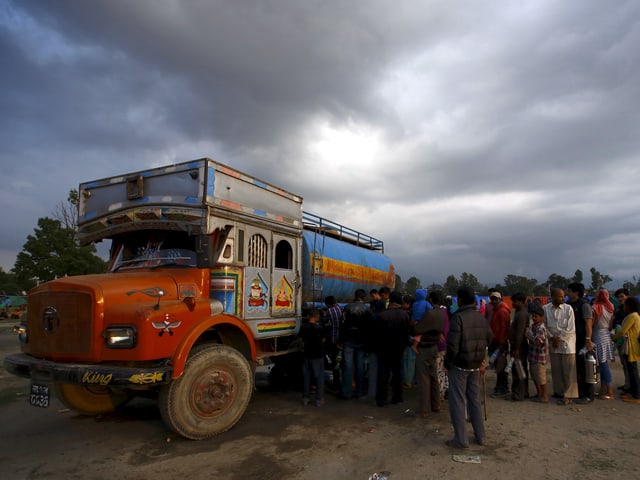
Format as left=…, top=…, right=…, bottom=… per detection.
left=556, top=398, right=571, bottom=405
left=597, top=395, right=612, bottom=400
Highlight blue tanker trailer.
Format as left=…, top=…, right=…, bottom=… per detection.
left=301, top=212, right=395, bottom=306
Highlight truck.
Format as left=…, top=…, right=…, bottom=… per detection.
left=4, top=158, right=395, bottom=439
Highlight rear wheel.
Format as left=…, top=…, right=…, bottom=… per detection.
left=54, top=383, right=132, bottom=414
left=158, top=345, right=254, bottom=440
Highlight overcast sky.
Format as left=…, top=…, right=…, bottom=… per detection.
left=2, top=0, right=640, bottom=288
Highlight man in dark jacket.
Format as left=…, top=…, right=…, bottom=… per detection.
left=510, top=292, right=530, bottom=401
left=340, top=289, right=371, bottom=399
left=445, top=286, right=493, bottom=449
left=375, top=291, right=411, bottom=407
left=567, top=282, right=594, bottom=404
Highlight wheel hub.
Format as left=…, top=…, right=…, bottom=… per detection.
left=191, top=369, right=235, bottom=417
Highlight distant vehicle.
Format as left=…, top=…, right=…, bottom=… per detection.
left=1, top=295, right=26, bottom=319
left=4, top=158, right=394, bottom=439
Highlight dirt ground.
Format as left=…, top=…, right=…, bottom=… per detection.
left=1, top=321, right=639, bottom=480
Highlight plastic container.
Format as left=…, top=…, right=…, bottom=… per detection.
left=488, top=349, right=499, bottom=366
left=505, top=356, right=514, bottom=373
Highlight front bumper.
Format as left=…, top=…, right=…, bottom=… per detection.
left=4, top=353, right=173, bottom=387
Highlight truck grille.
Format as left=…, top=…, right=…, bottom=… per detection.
left=27, top=291, right=95, bottom=360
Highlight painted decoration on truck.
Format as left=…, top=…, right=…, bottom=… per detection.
left=257, top=320, right=297, bottom=333
left=129, top=372, right=166, bottom=384
left=321, top=257, right=393, bottom=285
left=273, top=275, right=293, bottom=311
left=81, top=371, right=113, bottom=386
left=210, top=267, right=243, bottom=316
left=152, top=315, right=182, bottom=336
left=247, top=273, right=268, bottom=311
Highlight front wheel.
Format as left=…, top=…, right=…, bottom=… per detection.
left=54, top=383, right=132, bottom=414
left=158, top=345, right=254, bottom=440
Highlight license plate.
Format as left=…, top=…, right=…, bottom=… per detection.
left=30, top=383, right=50, bottom=408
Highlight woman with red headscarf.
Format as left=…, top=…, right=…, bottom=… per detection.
left=592, top=288, right=616, bottom=399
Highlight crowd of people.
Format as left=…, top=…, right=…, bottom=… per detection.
left=540, top=284, right=640, bottom=406
left=299, top=283, right=640, bottom=448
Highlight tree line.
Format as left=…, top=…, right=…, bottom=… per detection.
left=395, top=267, right=639, bottom=298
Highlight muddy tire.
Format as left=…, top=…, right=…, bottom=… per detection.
left=158, top=345, right=254, bottom=440
left=54, top=384, right=132, bottom=414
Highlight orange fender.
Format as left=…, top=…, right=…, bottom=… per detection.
left=170, top=313, right=256, bottom=378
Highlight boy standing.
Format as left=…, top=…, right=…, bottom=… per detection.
left=527, top=305, right=549, bottom=403
left=302, top=309, right=326, bottom=407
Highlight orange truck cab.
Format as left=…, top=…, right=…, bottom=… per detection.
left=4, top=158, right=394, bottom=439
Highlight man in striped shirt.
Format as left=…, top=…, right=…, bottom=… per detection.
left=324, top=296, right=343, bottom=393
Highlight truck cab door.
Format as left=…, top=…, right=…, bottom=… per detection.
left=271, top=234, right=299, bottom=316
left=244, top=228, right=271, bottom=319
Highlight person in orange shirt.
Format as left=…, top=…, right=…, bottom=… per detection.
left=489, top=291, right=511, bottom=397
left=478, top=299, right=487, bottom=316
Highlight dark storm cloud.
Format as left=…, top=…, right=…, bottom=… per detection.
left=18, top=1, right=406, bottom=147
left=2, top=0, right=640, bottom=288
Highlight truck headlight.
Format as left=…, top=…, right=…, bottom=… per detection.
left=104, top=326, right=137, bottom=349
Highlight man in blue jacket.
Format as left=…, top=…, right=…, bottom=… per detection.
left=405, top=288, right=432, bottom=387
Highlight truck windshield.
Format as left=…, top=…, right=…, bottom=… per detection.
left=110, top=232, right=197, bottom=272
